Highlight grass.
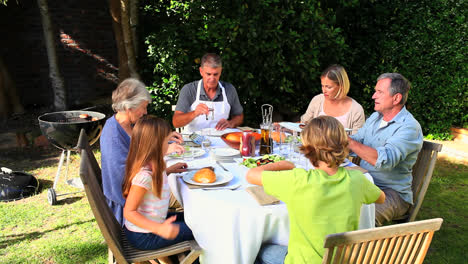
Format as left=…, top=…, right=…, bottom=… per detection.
left=1, top=145, right=467, bottom=263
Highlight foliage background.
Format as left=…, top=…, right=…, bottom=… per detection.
left=139, top=0, right=467, bottom=139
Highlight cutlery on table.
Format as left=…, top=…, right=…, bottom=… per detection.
left=202, top=183, right=241, bottom=191
left=216, top=161, right=229, bottom=171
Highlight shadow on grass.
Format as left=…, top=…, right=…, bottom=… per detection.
left=50, top=241, right=108, bottom=264
left=416, top=158, right=468, bottom=263
left=0, top=146, right=62, bottom=171
left=0, top=219, right=95, bottom=249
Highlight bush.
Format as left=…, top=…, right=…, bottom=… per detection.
left=337, top=0, right=467, bottom=139
left=140, top=0, right=350, bottom=126
left=139, top=0, right=467, bottom=138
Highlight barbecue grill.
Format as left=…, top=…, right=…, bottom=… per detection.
left=38, top=110, right=106, bottom=205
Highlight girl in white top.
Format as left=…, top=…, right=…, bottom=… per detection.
left=122, top=115, right=193, bottom=264
left=300, top=65, right=365, bottom=134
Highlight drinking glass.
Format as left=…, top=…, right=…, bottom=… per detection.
left=184, top=144, right=194, bottom=161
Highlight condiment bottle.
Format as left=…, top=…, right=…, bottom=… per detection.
left=240, top=132, right=256, bottom=156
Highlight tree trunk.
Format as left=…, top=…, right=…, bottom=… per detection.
left=129, top=0, right=139, bottom=58
left=0, top=57, right=24, bottom=119
left=120, top=0, right=140, bottom=79
left=109, top=0, right=130, bottom=81
left=37, top=0, right=67, bottom=110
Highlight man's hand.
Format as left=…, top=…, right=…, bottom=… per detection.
left=215, top=118, right=232, bottom=130
left=167, top=143, right=185, bottom=155
left=166, top=162, right=188, bottom=174
left=194, top=103, right=210, bottom=117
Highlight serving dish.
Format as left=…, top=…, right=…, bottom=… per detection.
left=221, top=132, right=261, bottom=149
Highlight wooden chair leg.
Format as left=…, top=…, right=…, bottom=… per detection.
left=108, top=247, right=115, bottom=264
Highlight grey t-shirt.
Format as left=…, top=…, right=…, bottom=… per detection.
left=175, top=80, right=243, bottom=117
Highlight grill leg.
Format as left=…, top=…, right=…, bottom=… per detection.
left=52, top=150, right=66, bottom=190
left=64, top=150, right=71, bottom=181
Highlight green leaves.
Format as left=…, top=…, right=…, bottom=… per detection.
left=139, top=0, right=348, bottom=125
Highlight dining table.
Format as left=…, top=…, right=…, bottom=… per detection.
left=167, top=129, right=376, bottom=264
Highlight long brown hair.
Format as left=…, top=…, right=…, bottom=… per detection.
left=122, top=115, right=171, bottom=198
left=300, top=116, right=349, bottom=168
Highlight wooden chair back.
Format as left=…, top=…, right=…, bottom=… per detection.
left=405, top=141, right=442, bottom=222
left=322, top=218, right=443, bottom=264
left=351, top=140, right=442, bottom=223
left=77, top=130, right=201, bottom=264
left=172, top=105, right=184, bottom=133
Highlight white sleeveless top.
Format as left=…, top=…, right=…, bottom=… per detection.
left=319, top=105, right=350, bottom=128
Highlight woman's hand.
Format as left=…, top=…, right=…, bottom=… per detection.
left=167, top=143, right=185, bottom=155
left=170, top=131, right=184, bottom=144
left=167, top=162, right=188, bottom=174
left=156, top=215, right=180, bottom=240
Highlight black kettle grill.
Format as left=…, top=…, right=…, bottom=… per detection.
left=38, top=110, right=106, bottom=205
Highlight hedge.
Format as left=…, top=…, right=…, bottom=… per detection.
left=140, top=0, right=467, bottom=139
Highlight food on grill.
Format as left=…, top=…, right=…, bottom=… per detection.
left=91, top=117, right=98, bottom=121
left=79, top=114, right=89, bottom=119
left=241, top=154, right=285, bottom=168
left=193, top=167, right=216, bottom=183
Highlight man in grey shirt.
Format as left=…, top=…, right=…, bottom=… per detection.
left=173, top=53, right=244, bottom=132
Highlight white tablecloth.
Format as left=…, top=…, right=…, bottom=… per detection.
left=168, top=136, right=375, bottom=264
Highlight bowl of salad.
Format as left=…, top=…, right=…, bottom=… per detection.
left=239, top=154, right=285, bottom=168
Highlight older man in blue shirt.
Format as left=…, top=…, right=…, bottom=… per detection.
left=349, top=73, right=423, bottom=226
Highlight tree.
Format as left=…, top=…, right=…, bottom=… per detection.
left=109, top=0, right=140, bottom=81
left=37, top=0, right=67, bottom=110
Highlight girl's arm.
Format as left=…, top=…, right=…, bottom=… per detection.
left=123, top=185, right=179, bottom=239
left=246, top=160, right=295, bottom=186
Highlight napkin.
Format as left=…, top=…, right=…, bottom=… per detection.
left=246, top=186, right=280, bottom=205
left=237, top=126, right=257, bottom=131
left=185, top=160, right=217, bottom=170
left=345, top=166, right=368, bottom=174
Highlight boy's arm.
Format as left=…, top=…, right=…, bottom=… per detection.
left=246, top=160, right=295, bottom=186
left=375, top=190, right=386, bottom=204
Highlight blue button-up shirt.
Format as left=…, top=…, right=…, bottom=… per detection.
left=351, top=106, right=423, bottom=204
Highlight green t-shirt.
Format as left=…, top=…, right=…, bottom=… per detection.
left=262, top=167, right=382, bottom=264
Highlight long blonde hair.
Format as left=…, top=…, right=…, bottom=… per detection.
left=300, top=116, right=349, bottom=168
left=321, top=64, right=350, bottom=100
left=122, top=115, right=171, bottom=198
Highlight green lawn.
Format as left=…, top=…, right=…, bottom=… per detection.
left=0, top=146, right=467, bottom=263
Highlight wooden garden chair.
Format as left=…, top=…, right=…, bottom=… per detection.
left=349, top=140, right=442, bottom=223
left=322, top=218, right=443, bottom=264
left=77, top=131, right=202, bottom=264
left=396, top=141, right=442, bottom=222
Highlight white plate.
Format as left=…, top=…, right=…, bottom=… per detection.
left=182, top=170, right=234, bottom=186
left=168, top=148, right=206, bottom=159
left=198, top=128, right=238, bottom=137
left=340, top=158, right=352, bottom=167
left=278, top=122, right=303, bottom=132
left=211, top=147, right=240, bottom=157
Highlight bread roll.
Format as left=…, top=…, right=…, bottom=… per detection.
left=226, top=133, right=241, bottom=142
left=193, top=167, right=216, bottom=183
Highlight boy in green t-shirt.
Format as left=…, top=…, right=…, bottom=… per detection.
left=247, top=116, right=385, bottom=264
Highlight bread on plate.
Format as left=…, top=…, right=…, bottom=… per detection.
left=193, top=167, right=216, bottom=183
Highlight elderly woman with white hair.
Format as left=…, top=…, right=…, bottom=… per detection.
left=100, top=78, right=184, bottom=226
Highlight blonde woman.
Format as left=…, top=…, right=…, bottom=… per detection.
left=300, top=65, right=365, bottom=134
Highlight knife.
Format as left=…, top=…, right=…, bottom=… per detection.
left=216, top=161, right=229, bottom=171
